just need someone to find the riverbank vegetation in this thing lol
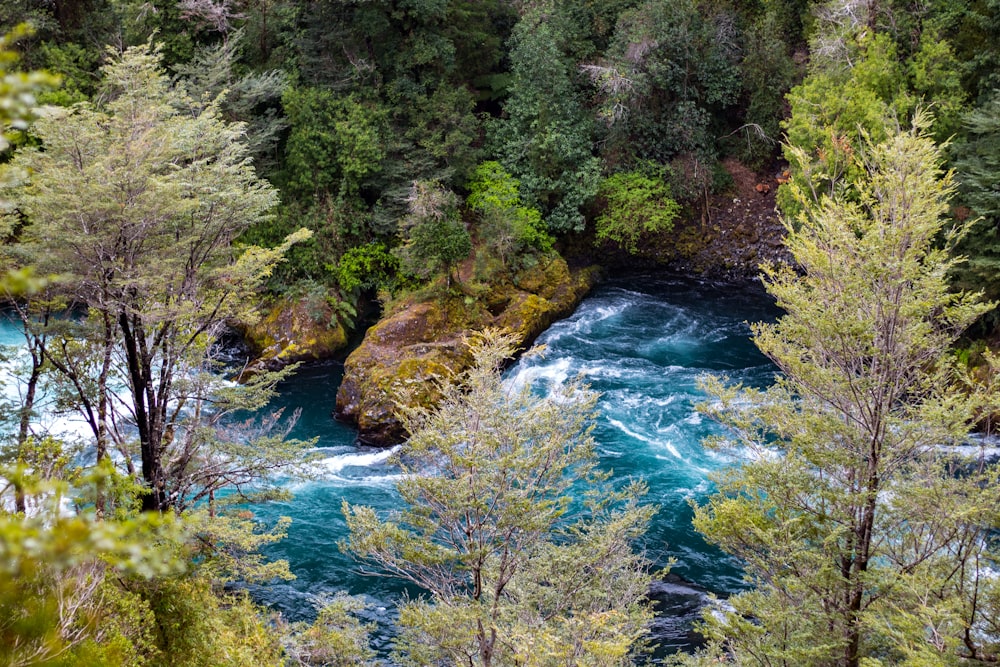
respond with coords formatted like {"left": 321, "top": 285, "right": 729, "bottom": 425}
{"left": 2, "top": 0, "right": 1000, "bottom": 664}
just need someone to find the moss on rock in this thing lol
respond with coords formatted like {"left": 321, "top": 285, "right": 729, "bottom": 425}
{"left": 335, "top": 256, "right": 599, "bottom": 446}
{"left": 243, "top": 296, "right": 348, "bottom": 372}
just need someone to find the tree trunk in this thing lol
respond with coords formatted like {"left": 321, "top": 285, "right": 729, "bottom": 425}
{"left": 120, "top": 311, "right": 167, "bottom": 512}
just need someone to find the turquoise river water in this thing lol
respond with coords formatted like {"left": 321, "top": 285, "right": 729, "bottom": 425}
{"left": 0, "top": 273, "right": 779, "bottom": 657}
{"left": 248, "top": 273, "right": 781, "bottom": 656}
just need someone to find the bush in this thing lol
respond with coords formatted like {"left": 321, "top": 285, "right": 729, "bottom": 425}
{"left": 595, "top": 168, "right": 680, "bottom": 253}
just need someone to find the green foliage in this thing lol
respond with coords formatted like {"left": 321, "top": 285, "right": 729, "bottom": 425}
{"left": 344, "top": 329, "right": 655, "bottom": 666}
{"left": 780, "top": 31, "right": 909, "bottom": 214}
{"left": 282, "top": 86, "right": 387, "bottom": 200}
{"left": 332, "top": 242, "right": 400, "bottom": 295}
{"left": 0, "top": 25, "right": 58, "bottom": 186}
{"left": 395, "top": 180, "right": 471, "bottom": 286}
{"left": 279, "top": 593, "right": 376, "bottom": 666}
{"left": 467, "top": 161, "right": 553, "bottom": 271}
{"left": 114, "top": 0, "right": 204, "bottom": 67}
{"left": 3, "top": 42, "right": 313, "bottom": 511}
{"left": 243, "top": 195, "right": 375, "bottom": 290}
{"left": 396, "top": 81, "right": 482, "bottom": 185}
{"left": 0, "top": 462, "right": 317, "bottom": 667}
{"left": 728, "top": 9, "right": 798, "bottom": 167}
{"left": 131, "top": 576, "right": 285, "bottom": 667}
{"left": 0, "top": 466, "right": 185, "bottom": 667}
{"left": 33, "top": 40, "right": 96, "bottom": 106}
{"left": 594, "top": 168, "right": 680, "bottom": 253}
{"left": 690, "top": 120, "right": 1000, "bottom": 666}
{"left": 175, "top": 32, "right": 289, "bottom": 169}
{"left": 489, "top": 5, "right": 600, "bottom": 233}
{"left": 180, "top": 509, "right": 294, "bottom": 585}
{"left": 952, "top": 90, "right": 1000, "bottom": 311}
{"left": 593, "top": 0, "right": 742, "bottom": 168}
{"left": 779, "top": 3, "right": 971, "bottom": 216}
{"left": 909, "top": 35, "right": 966, "bottom": 140}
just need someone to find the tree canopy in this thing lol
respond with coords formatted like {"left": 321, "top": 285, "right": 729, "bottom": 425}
{"left": 2, "top": 42, "right": 312, "bottom": 512}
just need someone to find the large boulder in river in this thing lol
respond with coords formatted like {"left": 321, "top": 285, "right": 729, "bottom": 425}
{"left": 336, "top": 257, "right": 599, "bottom": 446}
{"left": 243, "top": 295, "right": 348, "bottom": 372}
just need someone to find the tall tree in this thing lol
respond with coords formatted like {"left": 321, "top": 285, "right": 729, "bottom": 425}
{"left": 683, "top": 119, "right": 1000, "bottom": 666}
{"left": 344, "top": 330, "right": 654, "bottom": 667}
{"left": 590, "top": 0, "right": 742, "bottom": 169}
{"left": 3, "top": 43, "right": 311, "bottom": 512}
{"left": 952, "top": 90, "right": 1000, "bottom": 310}
{"left": 489, "top": 3, "right": 600, "bottom": 233}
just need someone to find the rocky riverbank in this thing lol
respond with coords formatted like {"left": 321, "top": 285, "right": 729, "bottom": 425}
{"left": 587, "top": 158, "right": 792, "bottom": 281}
{"left": 246, "top": 160, "right": 789, "bottom": 444}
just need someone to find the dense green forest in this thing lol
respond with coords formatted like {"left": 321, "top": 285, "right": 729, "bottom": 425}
{"left": 2, "top": 0, "right": 1000, "bottom": 664}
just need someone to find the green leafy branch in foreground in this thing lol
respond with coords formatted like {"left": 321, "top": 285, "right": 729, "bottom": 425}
{"left": 344, "top": 329, "right": 656, "bottom": 667}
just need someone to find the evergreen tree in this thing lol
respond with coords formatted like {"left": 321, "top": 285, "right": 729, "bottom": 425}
{"left": 684, "top": 119, "right": 1000, "bottom": 666}
{"left": 3, "top": 43, "right": 312, "bottom": 512}
{"left": 395, "top": 180, "right": 471, "bottom": 288}
{"left": 952, "top": 90, "right": 1000, "bottom": 309}
{"left": 489, "top": 3, "right": 600, "bottom": 234}
{"left": 344, "top": 330, "right": 655, "bottom": 666}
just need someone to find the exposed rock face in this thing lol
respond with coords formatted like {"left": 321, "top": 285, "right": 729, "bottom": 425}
{"left": 335, "top": 258, "right": 599, "bottom": 446}
{"left": 242, "top": 296, "right": 348, "bottom": 372}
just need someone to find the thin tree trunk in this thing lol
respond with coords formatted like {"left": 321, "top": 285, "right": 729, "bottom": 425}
{"left": 120, "top": 311, "right": 166, "bottom": 511}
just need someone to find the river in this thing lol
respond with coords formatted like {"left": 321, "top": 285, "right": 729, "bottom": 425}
{"left": 248, "top": 272, "right": 781, "bottom": 656}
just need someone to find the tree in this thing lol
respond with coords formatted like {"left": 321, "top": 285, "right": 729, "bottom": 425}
{"left": 277, "top": 593, "right": 376, "bottom": 667}
{"left": 489, "top": 3, "right": 600, "bottom": 234}
{"left": 778, "top": 0, "right": 969, "bottom": 216}
{"left": 395, "top": 179, "right": 471, "bottom": 288}
{"left": 466, "top": 161, "right": 552, "bottom": 273}
{"left": 683, "top": 119, "right": 1000, "bottom": 667}
{"left": 952, "top": 90, "right": 1000, "bottom": 308}
{"left": 344, "top": 330, "right": 655, "bottom": 667}
{"left": 3, "top": 42, "right": 312, "bottom": 512}
{"left": 590, "top": 0, "right": 742, "bottom": 169}
{"left": 281, "top": 86, "right": 387, "bottom": 201}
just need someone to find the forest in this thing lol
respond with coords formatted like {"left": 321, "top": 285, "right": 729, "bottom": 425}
{"left": 2, "top": 0, "right": 1000, "bottom": 665}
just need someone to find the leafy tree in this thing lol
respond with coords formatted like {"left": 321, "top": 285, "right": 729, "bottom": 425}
{"left": 3, "top": 42, "right": 312, "bottom": 512}
{"left": 591, "top": 0, "right": 742, "bottom": 169}
{"left": 395, "top": 180, "right": 471, "bottom": 287}
{"left": 175, "top": 31, "right": 290, "bottom": 170}
{"left": 278, "top": 593, "right": 376, "bottom": 667}
{"left": 684, "top": 120, "right": 1000, "bottom": 667}
{"left": 728, "top": 8, "right": 798, "bottom": 167}
{"left": 594, "top": 167, "right": 680, "bottom": 254}
{"left": 0, "top": 464, "right": 185, "bottom": 667}
{"left": 779, "top": 1, "right": 969, "bottom": 216}
{"left": 331, "top": 242, "right": 399, "bottom": 297}
{"left": 489, "top": 3, "right": 600, "bottom": 233}
{"left": 780, "top": 30, "right": 911, "bottom": 213}
{"left": 467, "top": 161, "right": 553, "bottom": 272}
{"left": 344, "top": 330, "right": 655, "bottom": 667}
{"left": 281, "top": 86, "right": 387, "bottom": 201}
{"left": 952, "top": 90, "right": 1000, "bottom": 309}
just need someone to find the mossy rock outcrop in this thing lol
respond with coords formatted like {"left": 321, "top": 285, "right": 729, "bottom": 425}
{"left": 243, "top": 296, "right": 348, "bottom": 372}
{"left": 335, "top": 258, "right": 600, "bottom": 446}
